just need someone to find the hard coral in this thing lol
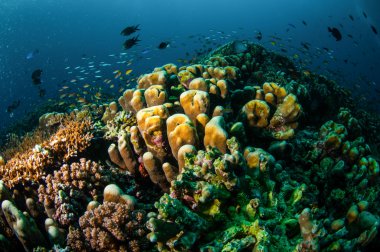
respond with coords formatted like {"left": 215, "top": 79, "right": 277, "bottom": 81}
{"left": 48, "top": 116, "right": 93, "bottom": 162}
{"left": 38, "top": 158, "right": 132, "bottom": 226}
{"left": 78, "top": 201, "right": 150, "bottom": 252}
{"left": 0, "top": 114, "right": 93, "bottom": 188}
{"left": 240, "top": 82, "right": 302, "bottom": 140}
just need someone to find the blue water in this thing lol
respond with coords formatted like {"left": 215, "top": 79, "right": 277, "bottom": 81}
{"left": 1, "top": 0, "right": 379, "bottom": 132}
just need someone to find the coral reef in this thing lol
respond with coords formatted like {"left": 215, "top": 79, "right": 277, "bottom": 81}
{"left": 0, "top": 41, "right": 379, "bottom": 252}
{"left": 0, "top": 114, "right": 93, "bottom": 188}
{"left": 70, "top": 184, "right": 152, "bottom": 252}
{"left": 38, "top": 158, "right": 133, "bottom": 226}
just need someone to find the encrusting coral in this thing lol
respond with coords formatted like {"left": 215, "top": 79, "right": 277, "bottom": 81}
{"left": 0, "top": 41, "right": 379, "bottom": 252}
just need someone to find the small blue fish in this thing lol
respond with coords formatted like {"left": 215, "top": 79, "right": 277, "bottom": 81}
{"left": 26, "top": 49, "right": 39, "bottom": 60}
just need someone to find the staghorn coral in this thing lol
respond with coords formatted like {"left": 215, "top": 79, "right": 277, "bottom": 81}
{"left": 48, "top": 116, "right": 93, "bottom": 162}
{"left": 0, "top": 144, "right": 53, "bottom": 188}
{"left": 0, "top": 128, "right": 54, "bottom": 162}
{"left": 0, "top": 115, "right": 93, "bottom": 188}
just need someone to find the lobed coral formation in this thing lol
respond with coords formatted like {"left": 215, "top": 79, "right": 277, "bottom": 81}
{"left": 0, "top": 41, "right": 379, "bottom": 252}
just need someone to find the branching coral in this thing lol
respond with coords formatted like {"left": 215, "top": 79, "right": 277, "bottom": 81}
{"left": 74, "top": 186, "right": 151, "bottom": 252}
{"left": 79, "top": 202, "right": 150, "bottom": 252}
{"left": 48, "top": 116, "right": 93, "bottom": 162}
{"left": 0, "top": 114, "right": 93, "bottom": 188}
{"left": 38, "top": 158, "right": 133, "bottom": 226}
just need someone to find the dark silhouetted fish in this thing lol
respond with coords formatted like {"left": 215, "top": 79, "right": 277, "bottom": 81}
{"left": 255, "top": 31, "right": 262, "bottom": 41}
{"left": 302, "top": 20, "right": 307, "bottom": 26}
{"left": 363, "top": 11, "right": 367, "bottom": 18}
{"left": 31, "top": 69, "right": 43, "bottom": 84}
{"left": 38, "top": 86, "right": 46, "bottom": 97}
{"left": 120, "top": 25, "right": 140, "bottom": 36}
{"left": 370, "top": 25, "right": 378, "bottom": 35}
{"left": 301, "top": 42, "right": 310, "bottom": 50}
{"left": 347, "top": 34, "right": 353, "bottom": 38}
{"left": 349, "top": 15, "right": 354, "bottom": 21}
{"left": 328, "top": 27, "right": 342, "bottom": 41}
{"left": 123, "top": 36, "right": 140, "bottom": 49}
{"left": 6, "top": 100, "right": 20, "bottom": 113}
{"left": 288, "top": 23, "right": 296, "bottom": 28}
{"left": 158, "top": 42, "right": 170, "bottom": 49}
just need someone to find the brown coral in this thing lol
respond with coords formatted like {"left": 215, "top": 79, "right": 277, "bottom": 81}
{"left": 0, "top": 115, "right": 93, "bottom": 188}
{"left": 78, "top": 201, "right": 150, "bottom": 252}
{"left": 38, "top": 158, "right": 131, "bottom": 226}
{"left": 48, "top": 116, "right": 93, "bottom": 162}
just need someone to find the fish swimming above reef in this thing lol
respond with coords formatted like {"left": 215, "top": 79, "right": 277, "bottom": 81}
{"left": 26, "top": 49, "right": 39, "bottom": 60}
{"left": 301, "top": 42, "right": 310, "bottom": 50}
{"left": 123, "top": 36, "right": 140, "bottom": 49}
{"left": 328, "top": 27, "right": 342, "bottom": 41}
{"left": 38, "top": 87, "right": 46, "bottom": 98}
{"left": 158, "top": 41, "right": 170, "bottom": 49}
{"left": 120, "top": 25, "right": 140, "bottom": 36}
{"left": 363, "top": 11, "right": 367, "bottom": 19}
{"left": 302, "top": 20, "right": 307, "bottom": 26}
{"left": 255, "top": 31, "right": 262, "bottom": 41}
{"left": 6, "top": 100, "right": 20, "bottom": 113}
{"left": 31, "top": 69, "right": 43, "bottom": 84}
{"left": 370, "top": 25, "right": 378, "bottom": 35}
{"left": 348, "top": 15, "right": 354, "bottom": 21}
{"left": 232, "top": 40, "right": 248, "bottom": 54}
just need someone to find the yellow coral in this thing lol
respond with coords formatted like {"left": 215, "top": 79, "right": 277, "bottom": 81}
{"left": 137, "top": 70, "right": 168, "bottom": 89}
{"left": 118, "top": 89, "right": 135, "bottom": 112}
{"left": 154, "top": 63, "right": 178, "bottom": 75}
{"left": 166, "top": 114, "right": 199, "bottom": 160}
{"left": 144, "top": 85, "right": 167, "bottom": 107}
{"left": 136, "top": 105, "right": 170, "bottom": 161}
{"left": 242, "top": 100, "right": 270, "bottom": 128}
{"left": 130, "top": 89, "right": 146, "bottom": 113}
{"left": 189, "top": 78, "right": 208, "bottom": 92}
{"left": 180, "top": 90, "right": 210, "bottom": 123}
{"left": 204, "top": 116, "right": 228, "bottom": 153}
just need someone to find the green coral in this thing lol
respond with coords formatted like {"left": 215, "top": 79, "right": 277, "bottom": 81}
{"left": 147, "top": 142, "right": 303, "bottom": 251}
